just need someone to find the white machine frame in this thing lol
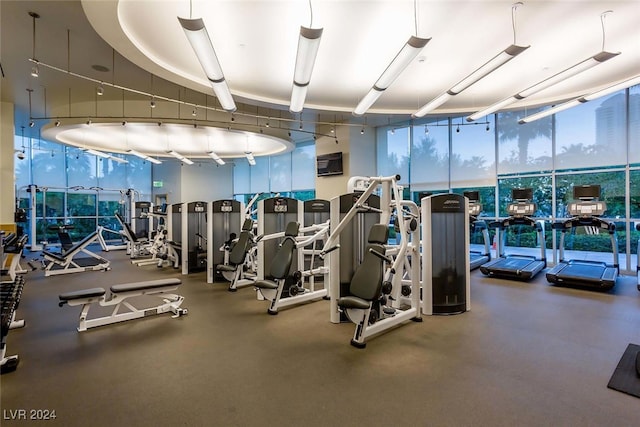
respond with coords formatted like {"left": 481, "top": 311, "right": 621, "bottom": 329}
{"left": 58, "top": 278, "right": 187, "bottom": 332}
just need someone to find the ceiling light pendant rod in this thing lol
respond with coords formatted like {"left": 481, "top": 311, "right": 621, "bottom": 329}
{"left": 413, "top": 3, "right": 529, "bottom": 118}
{"left": 178, "top": 17, "right": 236, "bottom": 112}
{"left": 353, "top": 35, "right": 430, "bottom": 116}
{"left": 29, "top": 12, "right": 40, "bottom": 77}
{"left": 519, "top": 73, "right": 640, "bottom": 124}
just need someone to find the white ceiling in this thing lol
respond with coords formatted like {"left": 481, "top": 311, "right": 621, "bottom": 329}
{"left": 84, "top": 0, "right": 640, "bottom": 115}
{"left": 2, "top": 1, "right": 639, "bottom": 160}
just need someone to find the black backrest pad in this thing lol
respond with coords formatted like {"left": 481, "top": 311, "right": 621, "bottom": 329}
{"left": 368, "top": 223, "right": 389, "bottom": 244}
{"left": 270, "top": 222, "right": 300, "bottom": 279}
{"left": 229, "top": 231, "right": 250, "bottom": 265}
{"left": 350, "top": 224, "right": 389, "bottom": 301}
{"left": 115, "top": 212, "right": 138, "bottom": 242}
{"left": 242, "top": 219, "right": 253, "bottom": 231}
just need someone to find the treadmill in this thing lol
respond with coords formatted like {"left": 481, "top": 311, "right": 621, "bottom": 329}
{"left": 479, "top": 188, "right": 546, "bottom": 280}
{"left": 464, "top": 191, "right": 491, "bottom": 270}
{"left": 546, "top": 185, "right": 618, "bottom": 291}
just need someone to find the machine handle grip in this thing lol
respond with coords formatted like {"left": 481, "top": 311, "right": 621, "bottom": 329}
{"left": 320, "top": 244, "right": 340, "bottom": 259}
{"left": 369, "top": 248, "right": 393, "bottom": 264}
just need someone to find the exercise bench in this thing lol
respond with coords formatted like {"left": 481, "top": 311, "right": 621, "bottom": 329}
{"left": 42, "top": 230, "right": 110, "bottom": 277}
{"left": 58, "top": 278, "right": 187, "bottom": 332}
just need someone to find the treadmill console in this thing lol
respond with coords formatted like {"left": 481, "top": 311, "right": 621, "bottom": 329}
{"left": 507, "top": 202, "right": 536, "bottom": 217}
{"left": 469, "top": 203, "right": 482, "bottom": 216}
{"left": 567, "top": 201, "right": 606, "bottom": 217}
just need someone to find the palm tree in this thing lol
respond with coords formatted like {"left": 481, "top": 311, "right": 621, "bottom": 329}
{"left": 497, "top": 110, "right": 552, "bottom": 165}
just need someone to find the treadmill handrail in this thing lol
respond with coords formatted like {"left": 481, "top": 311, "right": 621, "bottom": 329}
{"left": 491, "top": 216, "right": 542, "bottom": 231}
{"left": 554, "top": 216, "right": 615, "bottom": 234}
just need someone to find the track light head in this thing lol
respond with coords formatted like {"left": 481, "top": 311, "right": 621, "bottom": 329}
{"left": 360, "top": 128, "right": 365, "bottom": 135}
{"left": 192, "top": 109, "right": 197, "bottom": 117}
{"left": 150, "top": 100, "right": 156, "bottom": 108}
{"left": 30, "top": 65, "right": 39, "bottom": 78}
{"left": 456, "top": 125, "right": 460, "bottom": 133}
{"left": 29, "top": 121, "right": 35, "bottom": 128}
{"left": 55, "top": 120, "right": 60, "bottom": 127}
{"left": 86, "top": 119, "right": 92, "bottom": 125}
{"left": 486, "top": 123, "right": 490, "bottom": 131}
{"left": 122, "top": 121, "right": 127, "bottom": 126}
{"left": 97, "top": 86, "right": 104, "bottom": 96}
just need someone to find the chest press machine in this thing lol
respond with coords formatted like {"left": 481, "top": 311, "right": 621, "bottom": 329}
{"left": 58, "top": 278, "right": 187, "bottom": 332}
{"left": 321, "top": 175, "right": 422, "bottom": 348}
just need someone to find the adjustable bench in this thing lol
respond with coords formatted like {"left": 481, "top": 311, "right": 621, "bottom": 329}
{"left": 42, "top": 230, "right": 111, "bottom": 277}
{"left": 115, "top": 212, "right": 151, "bottom": 259}
{"left": 58, "top": 278, "right": 187, "bottom": 331}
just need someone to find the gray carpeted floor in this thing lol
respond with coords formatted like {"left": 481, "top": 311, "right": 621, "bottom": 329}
{"left": 2, "top": 248, "right": 640, "bottom": 426}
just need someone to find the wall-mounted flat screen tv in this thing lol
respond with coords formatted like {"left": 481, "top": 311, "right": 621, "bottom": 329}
{"left": 316, "top": 152, "right": 343, "bottom": 177}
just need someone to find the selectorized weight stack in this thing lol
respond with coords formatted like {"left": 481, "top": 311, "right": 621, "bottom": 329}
{"left": 133, "top": 201, "right": 153, "bottom": 240}
{"left": 207, "top": 200, "right": 244, "bottom": 283}
{"left": 181, "top": 201, "right": 207, "bottom": 274}
{"left": 421, "top": 193, "right": 470, "bottom": 315}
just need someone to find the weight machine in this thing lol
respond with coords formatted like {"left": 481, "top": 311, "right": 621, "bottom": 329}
{"left": 321, "top": 175, "right": 422, "bottom": 347}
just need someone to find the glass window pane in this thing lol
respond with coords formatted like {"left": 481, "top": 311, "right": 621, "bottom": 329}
{"left": 32, "top": 139, "right": 66, "bottom": 188}
{"left": 630, "top": 169, "right": 640, "bottom": 218}
{"left": 630, "top": 85, "right": 640, "bottom": 165}
{"left": 270, "top": 152, "right": 292, "bottom": 192}
{"left": 378, "top": 127, "right": 409, "bottom": 184}
{"left": 410, "top": 120, "right": 449, "bottom": 190}
{"left": 68, "top": 193, "right": 97, "bottom": 217}
{"left": 451, "top": 115, "right": 495, "bottom": 188}
{"left": 97, "top": 155, "right": 128, "bottom": 190}
{"left": 291, "top": 143, "right": 315, "bottom": 191}
{"left": 126, "top": 157, "right": 151, "bottom": 200}
{"left": 234, "top": 160, "right": 251, "bottom": 194}
{"left": 451, "top": 186, "right": 496, "bottom": 218}
{"left": 556, "top": 171, "right": 625, "bottom": 219}
{"left": 67, "top": 149, "right": 98, "bottom": 188}
{"left": 44, "top": 192, "right": 65, "bottom": 218}
{"left": 497, "top": 109, "right": 552, "bottom": 174}
{"left": 497, "top": 176, "right": 552, "bottom": 218}
{"left": 555, "top": 90, "right": 627, "bottom": 170}
{"left": 14, "top": 133, "right": 30, "bottom": 190}
{"left": 250, "top": 157, "right": 270, "bottom": 193}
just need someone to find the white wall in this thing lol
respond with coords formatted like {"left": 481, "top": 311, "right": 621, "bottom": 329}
{"left": 315, "top": 125, "right": 377, "bottom": 200}
{"left": 152, "top": 159, "right": 234, "bottom": 204}
{"left": 0, "top": 102, "right": 15, "bottom": 227}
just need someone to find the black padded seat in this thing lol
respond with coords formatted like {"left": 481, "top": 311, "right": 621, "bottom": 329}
{"left": 42, "top": 250, "right": 66, "bottom": 262}
{"left": 110, "top": 278, "right": 181, "bottom": 293}
{"left": 217, "top": 264, "right": 236, "bottom": 272}
{"left": 254, "top": 280, "right": 278, "bottom": 290}
{"left": 59, "top": 288, "right": 106, "bottom": 301}
{"left": 337, "top": 296, "right": 371, "bottom": 310}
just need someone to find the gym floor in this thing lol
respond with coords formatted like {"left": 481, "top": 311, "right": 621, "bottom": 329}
{"left": 2, "top": 248, "right": 639, "bottom": 426}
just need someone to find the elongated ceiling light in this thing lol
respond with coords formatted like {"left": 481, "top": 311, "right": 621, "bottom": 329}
{"left": 245, "top": 151, "right": 256, "bottom": 166}
{"left": 83, "top": 148, "right": 129, "bottom": 164}
{"left": 466, "top": 50, "right": 620, "bottom": 122}
{"left": 290, "top": 26, "right": 323, "bottom": 113}
{"left": 127, "top": 149, "right": 162, "bottom": 165}
{"left": 178, "top": 17, "right": 236, "bottom": 112}
{"left": 414, "top": 3, "right": 529, "bottom": 118}
{"left": 414, "top": 44, "right": 529, "bottom": 117}
{"left": 518, "top": 74, "right": 640, "bottom": 124}
{"left": 207, "top": 151, "right": 225, "bottom": 165}
{"left": 353, "top": 35, "right": 430, "bottom": 116}
{"left": 168, "top": 150, "right": 194, "bottom": 165}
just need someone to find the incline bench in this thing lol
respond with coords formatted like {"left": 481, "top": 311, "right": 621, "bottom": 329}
{"left": 59, "top": 278, "right": 187, "bottom": 331}
{"left": 43, "top": 230, "right": 110, "bottom": 277}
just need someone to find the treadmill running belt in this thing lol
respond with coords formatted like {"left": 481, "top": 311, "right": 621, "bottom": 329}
{"left": 556, "top": 262, "right": 606, "bottom": 280}
{"left": 494, "top": 257, "right": 535, "bottom": 270}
